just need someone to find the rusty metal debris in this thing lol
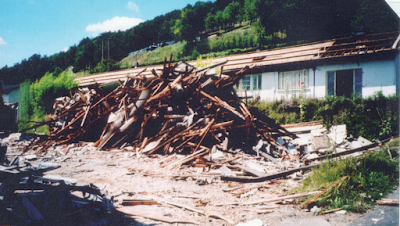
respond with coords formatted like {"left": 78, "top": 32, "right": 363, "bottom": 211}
{"left": 25, "top": 57, "right": 296, "bottom": 162}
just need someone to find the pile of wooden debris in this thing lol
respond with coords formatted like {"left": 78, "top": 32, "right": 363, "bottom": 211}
{"left": 24, "top": 59, "right": 296, "bottom": 160}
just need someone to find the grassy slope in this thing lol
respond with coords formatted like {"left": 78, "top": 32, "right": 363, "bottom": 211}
{"left": 119, "top": 22, "right": 260, "bottom": 68}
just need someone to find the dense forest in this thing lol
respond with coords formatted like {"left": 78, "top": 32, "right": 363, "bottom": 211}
{"left": 0, "top": 0, "right": 398, "bottom": 85}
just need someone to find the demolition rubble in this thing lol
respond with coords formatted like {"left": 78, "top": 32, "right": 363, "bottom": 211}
{"left": 24, "top": 59, "right": 298, "bottom": 159}
{"left": 1, "top": 60, "right": 379, "bottom": 225}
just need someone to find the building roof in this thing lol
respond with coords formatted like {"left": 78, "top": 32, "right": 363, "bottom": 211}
{"left": 75, "top": 31, "right": 400, "bottom": 87}
{"left": 319, "top": 31, "right": 399, "bottom": 58}
{"left": 0, "top": 81, "right": 20, "bottom": 94}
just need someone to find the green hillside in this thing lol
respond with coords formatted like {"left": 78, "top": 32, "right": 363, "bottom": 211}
{"left": 0, "top": 0, "right": 398, "bottom": 85}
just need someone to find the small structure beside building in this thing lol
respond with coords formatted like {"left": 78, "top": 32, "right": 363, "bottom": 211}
{"left": 0, "top": 81, "right": 19, "bottom": 135}
{"left": 1, "top": 80, "right": 20, "bottom": 103}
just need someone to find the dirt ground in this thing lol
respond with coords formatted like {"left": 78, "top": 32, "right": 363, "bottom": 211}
{"left": 1, "top": 138, "right": 368, "bottom": 226}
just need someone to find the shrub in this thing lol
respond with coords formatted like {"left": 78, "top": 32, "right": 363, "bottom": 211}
{"left": 316, "top": 92, "right": 399, "bottom": 140}
{"left": 257, "top": 92, "right": 399, "bottom": 140}
{"left": 298, "top": 145, "right": 399, "bottom": 212}
{"left": 19, "top": 70, "right": 78, "bottom": 133}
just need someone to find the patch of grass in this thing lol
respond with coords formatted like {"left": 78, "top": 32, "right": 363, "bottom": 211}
{"left": 18, "top": 115, "right": 50, "bottom": 135}
{"left": 120, "top": 41, "right": 187, "bottom": 67}
{"left": 296, "top": 146, "right": 399, "bottom": 212}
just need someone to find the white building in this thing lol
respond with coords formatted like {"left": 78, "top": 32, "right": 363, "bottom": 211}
{"left": 231, "top": 31, "right": 400, "bottom": 101}
{"left": 76, "top": 31, "right": 400, "bottom": 102}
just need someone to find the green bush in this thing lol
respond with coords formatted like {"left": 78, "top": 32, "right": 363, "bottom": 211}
{"left": 256, "top": 92, "right": 399, "bottom": 140}
{"left": 316, "top": 92, "right": 399, "bottom": 140}
{"left": 298, "top": 145, "right": 399, "bottom": 212}
{"left": 18, "top": 70, "right": 78, "bottom": 133}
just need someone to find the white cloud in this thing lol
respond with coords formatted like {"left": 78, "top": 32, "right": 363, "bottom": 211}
{"left": 86, "top": 16, "right": 144, "bottom": 36}
{"left": 62, "top": 47, "right": 69, "bottom": 52}
{"left": 0, "top": 37, "right": 6, "bottom": 46}
{"left": 126, "top": 1, "right": 139, "bottom": 12}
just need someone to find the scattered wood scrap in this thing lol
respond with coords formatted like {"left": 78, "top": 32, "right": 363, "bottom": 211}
{"left": 214, "top": 190, "right": 321, "bottom": 206}
{"left": 21, "top": 57, "right": 382, "bottom": 187}
{"left": 300, "top": 176, "right": 348, "bottom": 209}
{"left": 121, "top": 199, "right": 160, "bottom": 206}
{"left": 24, "top": 57, "right": 296, "bottom": 166}
{"left": 377, "top": 199, "right": 399, "bottom": 206}
{"left": 162, "top": 200, "right": 235, "bottom": 225}
{"left": 118, "top": 208, "right": 200, "bottom": 225}
{"left": 319, "top": 208, "right": 343, "bottom": 215}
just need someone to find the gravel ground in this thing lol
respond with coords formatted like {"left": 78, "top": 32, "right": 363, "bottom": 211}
{"left": 4, "top": 140, "right": 364, "bottom": 226}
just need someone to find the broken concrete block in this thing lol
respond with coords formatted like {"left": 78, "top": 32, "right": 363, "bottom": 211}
{"left": 335, "top": 210, "right": 347, "bottom": 214}
{"left": 328, "top": 125, "right": 347, "bottom": 145}
{"left": 310, "top": 128, "right": 327, "bottom": 136}
{"left": 313, "top": 134, "right": 331, "bottom": 150}
{"left": 235, "top": 218, "right": 263, "bottom": 226}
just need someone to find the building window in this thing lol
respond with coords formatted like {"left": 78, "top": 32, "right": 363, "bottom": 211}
{"left": 241, "top": 76, "right": 251, "bottom": 90}
{"left": 253, "top": 74, "right": 262, "bottom": 90}
{"left": 240, "top": 75, "right": 262, "bottom": 91}
{"left": 327, "top": 69, "right": 362, "bottom": 97}
{"left": 278, "top": 69, "right": 309, "bottom": 91}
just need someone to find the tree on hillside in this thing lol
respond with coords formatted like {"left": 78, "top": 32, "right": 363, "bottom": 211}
{"left": 158, "top": 10, "right": 181, "bottom": 42}
{"left": 244, "top": 0, "right": 261, "bottom": 24}
{"left": 215, "top": 0, "right": 235, "bottom": 10}
{"left": 73, "top": 37, "right": 96, "bottom": 73}
{"left": 353, "top": 0, "right": 400, "bottom": 34}
{"left": 223, "top": 1, "right": 242, "bottom": 27}
{"left": 205, "top": 12, "right": 217, "bottom": 31}
{"left": 178, "top": 2, "right": 212, "bottom": 42}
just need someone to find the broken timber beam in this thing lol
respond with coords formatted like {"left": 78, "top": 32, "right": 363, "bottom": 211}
{"left": 377, "top": 199, "right": 399, "bottom": 206}
{"left": 118, "top": 208, "right": 200, "bottom": 224}
{"left": 220, "top": 164, "right": 316, "bottom": 183}
{"left": 214, "top": 191, "right": 321, "bottom": 206}
{"left": 307, "top": 143, "right": 378, "bottom": 161}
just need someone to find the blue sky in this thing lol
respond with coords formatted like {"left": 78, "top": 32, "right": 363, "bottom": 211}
{"left": 0, "top": 0, "right": 206, "bottom": 68}
{"left": 0, "top": 0, "right": 399, "bottom": 69}
{"left": 387, "top": 0, "right": 400, "bottom": 17}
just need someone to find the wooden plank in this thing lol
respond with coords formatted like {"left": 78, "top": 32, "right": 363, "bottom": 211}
{"left": 300, "top": 176, "right": 348, "bottom": 208}
{"left": 121, "top": 199, "right": 159, "bottom": 206}
{"left": 281, "top": 120, "right": 323, "bottom": 129}
{"left": 162, "top": 200, "right": 235, "bottom": 225}
{"left": 118, "top": 208, "right": 200, "bottom": 224}
{"left": 307, "top": 143, "right": 378, "bottom": 161}
{"left": 235, "top": 164, "right": 266, "bottom": 178}
{"left": 320, "top": 208, "right": 342, "bottom": 215}
{"left": 166, "top": 148, "right": 208, "bottom": 169}
{"left": 220, "top": 164, "right": 316, "bottom": 183}
{"left": 214, "top": 191, "right": 321, "bottom": 206}
{"left": 377, "top": 199, "right": 399, "bottom": 206}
